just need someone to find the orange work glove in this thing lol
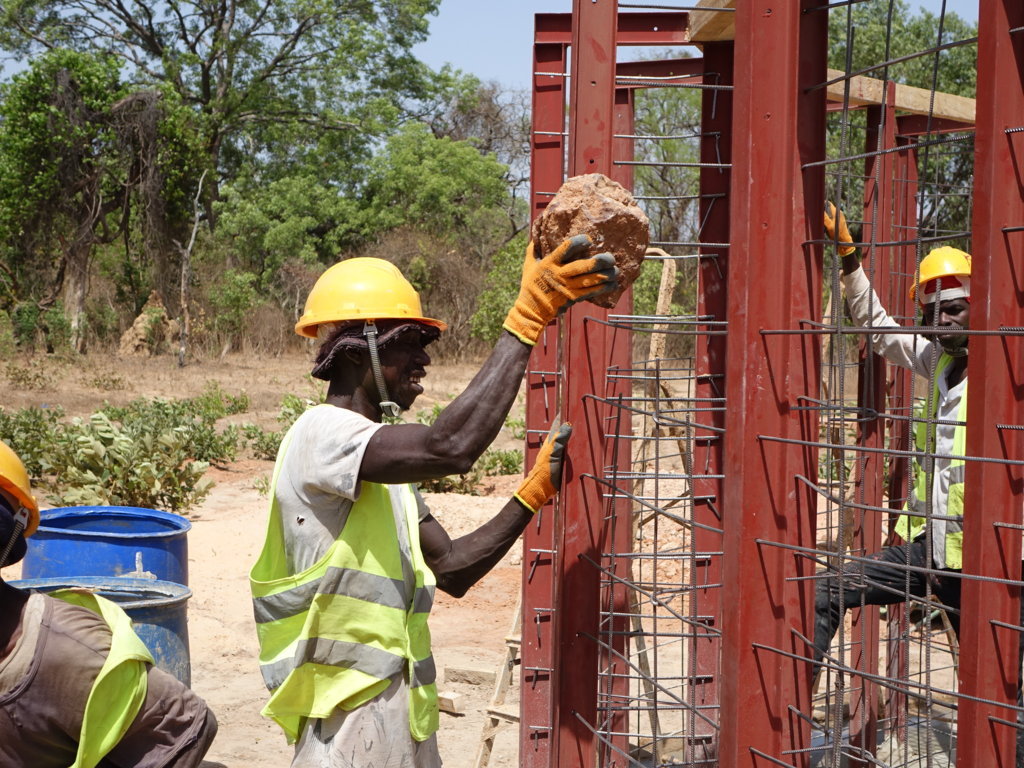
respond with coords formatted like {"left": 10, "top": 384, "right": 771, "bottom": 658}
{"left": 515, "top": 423, "right": 572, "bottom": 513}
{"left": 824, "top": 202, "right": 857, "bottom": 256}
{"left": 503, "top": 235, "right": 618, "bottom": 345}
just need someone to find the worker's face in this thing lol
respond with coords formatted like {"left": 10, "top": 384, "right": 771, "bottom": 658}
{"left": 919, "top": 297, "right": 970, "bottom": 353}
{"left": 378, "top": 327, "right": 433, "bottom": 411}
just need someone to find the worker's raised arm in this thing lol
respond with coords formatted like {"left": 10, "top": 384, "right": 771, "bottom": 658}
{"left": 360, "top": 237, "right": 616, "bottom": 484}
{"left": 824, "top": 201, "right": 947, "bottom": 377}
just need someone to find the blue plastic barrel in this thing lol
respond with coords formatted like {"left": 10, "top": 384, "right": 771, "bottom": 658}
{"left": 11, "top": 576, "right": 193, "bottom": 687}
{"left": 22, "top": 506, "right": 190, "bottom": 585}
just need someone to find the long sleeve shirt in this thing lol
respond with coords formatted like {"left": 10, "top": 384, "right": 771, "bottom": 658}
{"left": 842, "top": 266, "right": 966, "bottom": 568}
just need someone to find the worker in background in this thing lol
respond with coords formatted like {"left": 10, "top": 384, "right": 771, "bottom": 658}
{"left": 821, "top": 203, "right": 1024, "bottom": 765}
{"left": 0, "top": 440, "right": 218, "bottom": 768}
{"left": 250, "top": 235, "right": 618, "bottom": 768}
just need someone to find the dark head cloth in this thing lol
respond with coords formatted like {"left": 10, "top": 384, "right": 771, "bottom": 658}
{"left": 311, "top": 320, "right": 441, "bottom": 381}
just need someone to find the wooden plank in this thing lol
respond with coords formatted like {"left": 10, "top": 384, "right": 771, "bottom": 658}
{"left": 687, "top": 0, "right": 736, "bottom": 43}
{"left": 827, "top": 69, "right": 975, "bottom": 123}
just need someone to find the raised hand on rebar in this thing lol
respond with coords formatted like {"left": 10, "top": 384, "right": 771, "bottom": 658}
{"left": 824, "top": 202, "right": 857, "bottom": 255}
{"left": 502, "top": 235, "right": 619, "bottom": 345}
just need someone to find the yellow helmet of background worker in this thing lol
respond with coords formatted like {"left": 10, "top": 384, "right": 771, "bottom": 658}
{"left": 0, "top": 440, "right": 39, "bottom": 537}
{"left": 909, "top": 246, "right": 972, "bottom": 304}
{"left": 295, "top": 257, "right": 447, "bottom": 339}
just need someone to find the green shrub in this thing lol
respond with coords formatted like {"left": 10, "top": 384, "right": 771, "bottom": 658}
{"left": 0, "top": 405, "right": 65, "bottom": 478}
{"left": 52, "top": 412, "right": 212, "bottom": 512}
{"left": 478, "top": 448, "right": 523, "bottom": 476}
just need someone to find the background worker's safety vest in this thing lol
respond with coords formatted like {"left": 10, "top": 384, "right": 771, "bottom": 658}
{"left": 52, "top": 590, "right": 154, "bottom": 768}
{"left": 249, "top": 432, "right": 438, "bottom": 744}
{"left": 895, "top": 352, "right": 967, "bottom": 570}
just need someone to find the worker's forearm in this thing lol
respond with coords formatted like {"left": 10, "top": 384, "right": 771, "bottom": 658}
{"left": 424, "top": 498, "right": 533, "bottom": 598}
{"left": 423, "top": 332, "right": 532, "bottom": 469}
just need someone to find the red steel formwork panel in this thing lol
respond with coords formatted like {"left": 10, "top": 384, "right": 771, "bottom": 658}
{"left": 555, "top": 2, "right": 624, "bottom": 763}
{"left": 691, "top": 39, "right": 733, "bottom": 750}
{"left": 841, "top": 89, "right": 900, "bottom": 764}
{"left": 520, "top": 28, "right": 567, "bottom": 768}
{"left": 523, "top": 7, "right": 691, "bottom": 767}
{"left": 957, "top": 2, "right": 1024, "bottom": 766}
{"left": 718, "top": 3, "right": 826, "bottom": 768}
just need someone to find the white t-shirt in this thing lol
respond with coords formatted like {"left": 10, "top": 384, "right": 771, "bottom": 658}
{"left": 275, "top": 404, "right": 433, "bottom": 573}
{"left": 275, "top": 404, "right": 384, "bottom": 574}
{"left": 843, "top": 267, "right": 967, "bottom": 568}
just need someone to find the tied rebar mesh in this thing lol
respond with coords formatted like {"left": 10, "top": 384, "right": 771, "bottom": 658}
{"left": 521, "top": 3, "right": 1022, "bottom": 767}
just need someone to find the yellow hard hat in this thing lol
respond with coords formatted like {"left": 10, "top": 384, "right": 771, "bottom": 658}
{"left": 909, "top": 246, "right": 972, "bottom": 303}
{"left": 295, "top": 257, "right": 447, "bottom": 339}
{"left": 0, "top": 440, "right": 39, "bottom": 537}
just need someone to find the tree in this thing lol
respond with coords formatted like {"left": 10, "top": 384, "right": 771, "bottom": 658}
{"left": 0, "top": 50, "right": 126, "bottom": 350}
{"left": 0, "top": 0, "right": 446, "bottom": 216}
{"left": 826, "top": 0, "right": 977, "bottom": 243}
{"left": 0, "top": 50, "right": 205, "bottom": 348}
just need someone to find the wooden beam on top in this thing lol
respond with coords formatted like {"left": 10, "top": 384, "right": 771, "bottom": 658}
{"left": 826, "top": 69, "right": 975, "bottom": 124}
{"left": 687, "top": 0, "right": 736, "bottom": 43}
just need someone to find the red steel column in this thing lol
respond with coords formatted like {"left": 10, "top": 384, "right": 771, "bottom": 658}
{"left": 596, "top": 84, "right": 636, "bottom": 767}
{"left": 882, "top": 132, "right": 920, "bottom": 740}
{"left": 718, "top": 2, "right": 826, "bottom": 766}
{"left": 521, "top": 31, "right": 568, "bottom": 768}
{"left": 555, "top": 1, "right": 624, "bottom": 765}
{"left": 690, "top": 38, "right": 733, "bottom": 745}
{"left": 845, "top": 89, "right": 899, "bottom": 764}
{"left": 957, "top": 2, "right": 1024, "bottom": 766}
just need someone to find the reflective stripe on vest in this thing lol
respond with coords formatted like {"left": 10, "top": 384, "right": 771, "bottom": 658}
{"left": 895, "top": 352, "right": 967, "bottom": 569}
{"left": 249, "top": 424, "right": 438, "bottom": 744}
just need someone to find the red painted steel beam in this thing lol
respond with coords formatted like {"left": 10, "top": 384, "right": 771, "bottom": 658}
{"left": 616, "top": 57, "right": 704, "bottom": 83}
{"left": 555, "top": 1, "right": 629, "bottom": 766}
{"left": 521, "top": 34, "right": 568, "bottom": 768}
{"left": 718, "top": 2, "right": 826, "bottom": 766}
{"left": 534, "top": 11, "right": 689, "bottom": 46}
{"left": 688, "top": 39, "right": 733, "bottom": 748}
{"left": 845, "top": 89, "right": 899, "bottom": 766}
{"left": 957, "top": 2, "right": 1024, "bottom": 766}
{"left": 597, "top": 85, "right": 636, "bottom": 767}
{"left": 881, "top": 134, "right": 920, "bottom": 741}
{"left": 896, "top": 114, "right": 975, "bottom": 136}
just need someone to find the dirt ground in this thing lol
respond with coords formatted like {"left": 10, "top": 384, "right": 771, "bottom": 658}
{"left": 1, "top": 351, "right": 527, "bottom": 768}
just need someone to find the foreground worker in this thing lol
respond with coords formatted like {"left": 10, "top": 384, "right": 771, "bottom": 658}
{"left": 0, "top": 440, "right": 218, "bottom": 768}
{"left": 250, "top": 236, "right": 618, "bottom": 767}
{"left": 822, "top": 203, "right": 1024, "bottom": 764}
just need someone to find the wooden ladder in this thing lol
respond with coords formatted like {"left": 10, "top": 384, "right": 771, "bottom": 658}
{"left": 473, "top": 597, "right": 522, "bottom": 768}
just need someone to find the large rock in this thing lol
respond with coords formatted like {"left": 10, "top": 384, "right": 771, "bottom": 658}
{"left": 531, "top": 173, "right": 650, "bottom": 309}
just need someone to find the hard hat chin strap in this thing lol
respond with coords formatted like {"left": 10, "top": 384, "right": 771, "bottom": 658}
{"left": 363, "top": 321, "right": 401, "bottom": 419}
{"left": 0, "top": 505, "right": 28, "bottom": 567}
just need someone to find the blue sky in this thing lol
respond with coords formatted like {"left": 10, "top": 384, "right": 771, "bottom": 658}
{"left": 413, "top": 0, "right": 982, "bottom": 91}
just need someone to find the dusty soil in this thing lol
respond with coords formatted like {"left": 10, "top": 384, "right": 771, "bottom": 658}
{"left": 1, "top": 351, "right": 526, "bottom": 768}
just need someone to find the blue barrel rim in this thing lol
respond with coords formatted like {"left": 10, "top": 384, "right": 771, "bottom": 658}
{"left": 10, "top": 576, "right": 193, "bottom": 610}
{"left": 37, "top": 506, "right": 192, "bottom": 539}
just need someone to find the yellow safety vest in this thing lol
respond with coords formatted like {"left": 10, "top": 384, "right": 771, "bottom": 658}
{"left": 51, "top": 590, "right": 154, "bottom": 768}
{"left": 249, "top": 428, "right": 438, "bottom": 744}
{"left": 895, "top": 352, "right": 967, "bottom": 569}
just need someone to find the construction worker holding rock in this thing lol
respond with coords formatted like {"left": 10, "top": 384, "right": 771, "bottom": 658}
{"left": 250, "top": 235, "right": 618, "bottom": 767}
{"left": 0, "top": 440, "right": 218, "bottom": 768}
{"left": 821, "top": 203, "right": 1024, "bottom": 765}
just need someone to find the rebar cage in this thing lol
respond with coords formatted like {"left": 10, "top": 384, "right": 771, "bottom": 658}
{"left": 517, "top": 2, "right": 1024, "bottom": 768}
